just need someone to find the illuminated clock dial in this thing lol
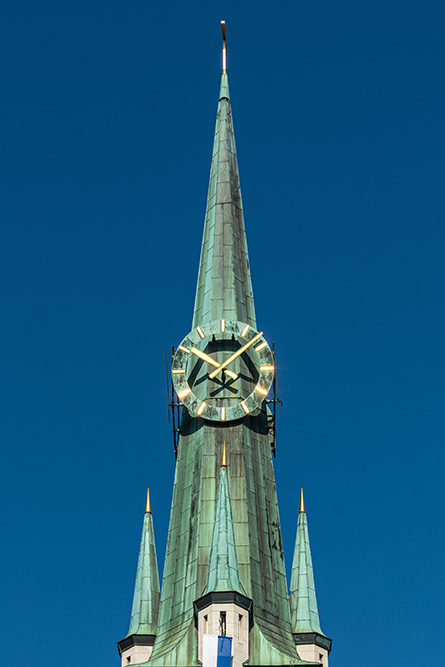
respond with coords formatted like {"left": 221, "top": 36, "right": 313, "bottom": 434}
{"left": 171, "top": 320, "right": 274, "bottom": 422}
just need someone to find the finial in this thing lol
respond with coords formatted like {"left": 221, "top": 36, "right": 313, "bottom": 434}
{"left": 299, "top": 488, "right": 305, "bottom": 513}
{"left": 222, "top": 441, "right": 227, "bottom": 467}
{"left": 145, "top": 488, "right": 152, "bottom": 514}
{"left": 221, "top": 20, "right": 227, "bottom": 73}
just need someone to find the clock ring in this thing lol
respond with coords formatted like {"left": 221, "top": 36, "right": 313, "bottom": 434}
{"left": 171, "top": 320, "right": 274, "bottom": 422}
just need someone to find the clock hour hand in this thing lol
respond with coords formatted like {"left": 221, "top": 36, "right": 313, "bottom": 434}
{"left": 208, "top": 331, "right": 263, "bottom": 379}
{"left": 191, "top": 347, "right": 238, "bottom": 381}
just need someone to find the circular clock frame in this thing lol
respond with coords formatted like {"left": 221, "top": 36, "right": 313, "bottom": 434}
{"left": 171, "top": 320, "right": 274, "bottom": 422}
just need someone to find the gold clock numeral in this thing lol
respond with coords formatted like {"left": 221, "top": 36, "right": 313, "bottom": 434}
{"left": 197, "top": 402, "right": 206, "bottom": 416}
{"left": 178, "top": 388, "right": 192, "bottom": 399}
{"left": 221, "top": 407, "right": 226, "bottom": 421}
{"left": 178, "top": 345, "right": 190, "bottom": 353}
{"left": 241, "top": 401, "right": 249, "bottom": 414}
{"left": 221, "top": 319, "right": 225, "bottom": 332}
{"left": 254, "top": 341, "right": 267, "bottom": 352}
{"left": 255, "top": 385, "right": 268, "bottom": 396}
{"left": 196, "top": 326, "right": 205, "bottom": 339}
{"left": 260, "top": 365, "right": 274, "bottom": 372}
{"left": 172, "top": 369, "right": 185, "bottom": 374}
{"left": 240, "top": 324, "right": 250, "bottom": 338}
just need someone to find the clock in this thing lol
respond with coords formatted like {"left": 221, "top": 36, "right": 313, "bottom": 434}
{"left": 171, "top": 320, "right": 274, "bottom": 422}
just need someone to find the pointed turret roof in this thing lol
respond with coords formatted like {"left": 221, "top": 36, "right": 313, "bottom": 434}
{"left": 127, "top": 489, "right": 160, "bottom": 636}
{"left": 289, "top": 490, "right": 326, "bottom": 636}
{"left": 192, "top": 71, "right": 256, "bottom": 329}
{"left": 204, "top": 448, "right": 244, "bottom": 595}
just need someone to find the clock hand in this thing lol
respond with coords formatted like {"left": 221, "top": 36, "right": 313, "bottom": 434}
{"left": 208, "top": 331, "right": 263, "bottom": 379}
{"left": 191, "top": 347, "right": 238, "bottom": 381}
{"left": 221, "top": 369, "right": 238, "bottom": 381}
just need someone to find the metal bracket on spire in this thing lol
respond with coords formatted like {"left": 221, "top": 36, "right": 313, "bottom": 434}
{"left": 166, "top": 346, "right": 181, "bottom": 458}
{"left": 221, "top": 20, "right": 227, "bottom": 73}
{"left": 266, "top": 343, "right": 282, "bottom": 457}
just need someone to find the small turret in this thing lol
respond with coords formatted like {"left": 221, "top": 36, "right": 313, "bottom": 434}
{"left": 117, "top": 489, "right": 160, "bottom": 666}
{"left": 194, "top": 443, "right": 252, "bottom": 667}
{"left": 289, "top": 490, "right": 332, "bottom": 665}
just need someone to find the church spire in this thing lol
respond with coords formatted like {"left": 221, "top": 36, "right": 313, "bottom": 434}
{"left": 289, "top": 492, "right": 332, "bottom": 661}
{"left": 148, "top": 27, "right": 316, "bottom": 667}
{"left": 203, "top": 449, "right": 244, "bottom": 595}
{"left": 117, "top": 490, "right": 161, "bottom": 665}
{"left": 192, "top": 23, "right": 255, "bottom": 329}
{"left": 127, "top": 489, "right": 160, "bottom": 636}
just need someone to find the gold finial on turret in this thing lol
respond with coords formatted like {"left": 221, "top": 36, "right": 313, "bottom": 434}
{"left": 222, "top": 441, "right": 227, "bottom": 467}
{"left": 145, "top": 488, "right": 152, "bottom": 514}
{"left": 221, "top": 21, "right": 227, "bottom": 73}
{"left": 299, "top": 488, "right": 306, "bottom": 513}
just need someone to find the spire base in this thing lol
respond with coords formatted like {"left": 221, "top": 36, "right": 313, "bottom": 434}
{"left": 293, "top": 632, "right": 332, "bottom": 652}
{"left": 194, "top": 590, "right": 253, "bottom": 617}
{"left": 117, "top": 633, "right": 156, "bottom": 665}
{"left": 293, "top": 633, "right": 332, "bottom": 665}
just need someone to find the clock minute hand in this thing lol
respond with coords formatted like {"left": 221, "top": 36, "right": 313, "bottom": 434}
{"left": 190, "top": 347, "right": 238, "bottom": 381}
{"left": 208, "top": 331, "right": 263, "bottom": 379}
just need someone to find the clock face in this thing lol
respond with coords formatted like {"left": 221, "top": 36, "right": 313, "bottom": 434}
{"left": 171, "top": 320, "right": 274, "bottom": 422}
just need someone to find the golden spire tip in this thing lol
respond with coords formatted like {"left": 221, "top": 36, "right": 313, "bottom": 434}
{"left": 221, "top": 20, "right": 227, "bottom": 74}
{"left": 145, "top": 488, "right": 152, "bottom": 514}
{"left": 299, "top": 488, "right": 306, "bottom": 513}
{"left": 222, "top": 441, "right": 227, "bottom": 467}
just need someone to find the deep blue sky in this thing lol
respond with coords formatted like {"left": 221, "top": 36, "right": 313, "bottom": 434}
{"left": 1, "top": 1, "right": 444, "bottom": 666}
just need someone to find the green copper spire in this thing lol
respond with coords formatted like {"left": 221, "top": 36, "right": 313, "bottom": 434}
{"left": 192, "top": 70, "right": 256, "bottom": 329}
{"left": 149, "top": 37, "right": 314, "bottom": 667}
{"left": 127, "top": 489, "right": 160, "bottom": 636}
{"left": 289, "top": 490, "right": 326, "bottom": 637}
{"left": 204, "top": 454, "right": 243, "bottom": 595}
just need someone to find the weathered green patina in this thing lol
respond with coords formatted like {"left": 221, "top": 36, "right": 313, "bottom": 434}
{"left": 203, "top": 460, "right": 244, "bottom": 596}
{"left": 127, "top": 504, "right": 161, "bottom": 636}
{"left": 289, "top": 502, "right": 326, "bottom": 639}
{"left": 192, "top": 73, "right": 256, "bottom": 329}
{"left": 145, "top": 71, "right": 316, "bottom": 667}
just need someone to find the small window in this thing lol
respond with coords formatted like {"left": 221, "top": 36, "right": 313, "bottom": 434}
{"left": 203, "top": 614, "right": 208, "bottom": 633}
{"left": 127, "top": 658, "right": 131, "bottom": 664}
{"left": 238, "top": 614, "right": 243, "bottom": 643}
{"left": 219, "top": 611, "right": 226, "bottom": 636}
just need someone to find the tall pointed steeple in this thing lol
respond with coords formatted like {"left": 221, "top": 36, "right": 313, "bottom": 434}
{"left": 147, "top": 25, "right": 319, "bottom": 667}
{"left": 192, "top": 68, "right": 256, "bottom": 329}
{"left": 117, "top": 490, "right": 160, "bottom": 665}
{"left": 289, "top": 491, "right": 331, "bottom": 661}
